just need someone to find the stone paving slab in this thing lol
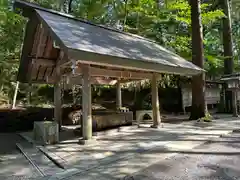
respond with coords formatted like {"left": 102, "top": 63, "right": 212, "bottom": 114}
{"left": 21, "top": 116, "right": 240, "bottom": 180}
{"left": 69, "top": 137, "right": 209, "bottom": 179}
{"left": 0, "top": 156, "right": 40, "bottom": 179}
{"left": 39, "top": 130, "right": 240, "bottom": 180}
{"left": 19, "top": 145, "right": 65, "bottom": 176}
{"left": 47, "top": 128, "right": 230, "bottom": 168}
{"left": 34, "top": 168, "right": 82, "bottom": 180}
{"left": 44, "top": 139, "right": 230, "bottom": 179}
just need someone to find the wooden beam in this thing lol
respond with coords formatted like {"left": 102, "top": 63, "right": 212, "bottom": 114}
{"left": 66, "top": 76, "right": 118, "bottom": 86}
{"left": 31, "top": 57, "right": 153, "bottom": 80}
{"left": 32, "top": 58, "right": 55, "bottom": 66}
{"left": 31, "top": 24, "right": 41, "bottom": 56}
{"left": 43, "top": 35, "right": 53, "bottom": 58}
{"left": 35, "top": 65, "right": 42, "bottom": 80}
{"left": 33, "top": 25, "right": 48, "bottom": 58}
{"left": 75, "top": 66, "right": 153, "bottom": 79}
{"left": 30, "top": 74, "right": 138, "bottom": 85}
{"left": 41, "top": 67, "right": 48, "bottom": 80}
{"left": 32, "top": 63, "right": 153, "bottom": 79}
{"left": 56, "top": 52, "right": 70, "bottom": 67}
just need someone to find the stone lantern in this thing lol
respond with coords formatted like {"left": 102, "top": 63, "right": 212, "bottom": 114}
{"left": 221, "top": 74, "right": 240, "bottom": 117}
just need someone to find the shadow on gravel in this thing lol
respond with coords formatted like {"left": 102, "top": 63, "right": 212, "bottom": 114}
{"left": 0, "top": 133, "right": 24, "bottom": 155}
{"left": 150, "top": 148, "right": 240, "bottom": 156}
{"left": 198, "top": 164, "right": 240, "bottom": 180}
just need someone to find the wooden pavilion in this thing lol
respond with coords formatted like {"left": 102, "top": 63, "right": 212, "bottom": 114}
{"left": 14, "top": 0, "right": 203, "bottom": 144}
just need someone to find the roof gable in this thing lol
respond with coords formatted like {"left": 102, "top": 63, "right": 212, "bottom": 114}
{"left": 36, "top": 9, "right": 201, "bottom": 72}
{"left": 14, "top": 0, "right": 203, "bottom": 84}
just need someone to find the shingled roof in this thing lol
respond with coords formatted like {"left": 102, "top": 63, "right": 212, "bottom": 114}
{"left": 14, "top": 0, "right": 203, "bottom": 84}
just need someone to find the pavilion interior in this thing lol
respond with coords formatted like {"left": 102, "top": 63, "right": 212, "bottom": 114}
{"left": 20, "top": 17, "right": 158, "bottom": 143}
{"left": 15, "top": 0, "right": 202, "bottom": 143}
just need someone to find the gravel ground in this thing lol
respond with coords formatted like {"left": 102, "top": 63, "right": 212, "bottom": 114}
{"left": 131, "top": 133, "right": 240, "bottom": 180}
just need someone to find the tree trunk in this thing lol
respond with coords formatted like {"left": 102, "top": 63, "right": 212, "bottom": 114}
{"left": 189, "top": 0, "right": 206, "bottom": 120}
{"left": 221, "top": 0, "right": 234, "bottom": 113}
{"left": 59, "top": 0, "right": 72, "bottom": 13}
{"left": 59, "top": 0, "right": 64, "bottom": 12}
{"left": 177, "top": 76, "right": 185, "bottom": 114}
{"left": 123, "top": 0, "right": 128, "bottom": 31}
{"left": 68, "top": 0, "right": 73, "bottom": 13}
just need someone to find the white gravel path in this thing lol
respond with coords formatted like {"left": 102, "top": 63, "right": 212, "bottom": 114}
{"left": 131, "top": 133, "right": 240, "bottom": 180}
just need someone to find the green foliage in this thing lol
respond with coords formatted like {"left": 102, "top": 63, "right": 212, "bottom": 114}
{"left": 0, "top": 0, "right": 238, "bottom": 106}
{"left": 25, "top": 0, "right": 60, "bottom": 10}
{"left": 199, "top": 112, "right": 213, "bottom": 122}
{"left": 0, "top": 0, "right": 26, "bottom": 103}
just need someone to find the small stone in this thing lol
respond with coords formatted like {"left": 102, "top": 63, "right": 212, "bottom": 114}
{"left": 233, "top": 129, "right": 240, "bottom": 133}
{"left": 150, "top": 124, "right": 161, "bottom": 129}
{"left": 78, "top": 138, "right": 97, "bottom": 145}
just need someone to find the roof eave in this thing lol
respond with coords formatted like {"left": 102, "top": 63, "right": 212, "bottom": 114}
{"left": 67, "top": 48, "right": 203, "bottom": 76}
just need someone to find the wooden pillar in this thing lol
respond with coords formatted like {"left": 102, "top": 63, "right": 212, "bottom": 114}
{"left": 232, "top": 90, "right": 238, "bottom": 117}
{"left": 54, "top": 66, "right": 62, "bottom": 129}
{"left": 12, "top": 81, "right": 19, "bottom": 109}
{"left": 81, "top": 65, "right": 92, "bottom": 140}
{"left": 151, "top": 73, "right": 161, "bottom": 128}
{"left": 181, "top": 89, "right": 186, "bottom": 115}
{"left": 116, "top": 81, "right": 122, "bottom": 109}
